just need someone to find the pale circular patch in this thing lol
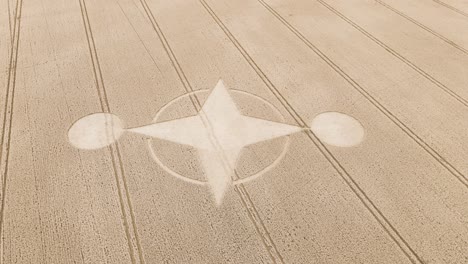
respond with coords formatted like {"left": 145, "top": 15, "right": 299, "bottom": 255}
{"left": 68, "top": 113, "right": 124, "bottom": 150}
{"left": 310, "top": 112, "right": 364, "bottom": 147}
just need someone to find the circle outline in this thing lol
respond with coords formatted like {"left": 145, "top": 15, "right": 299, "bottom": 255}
{"left": 146, "top": 89, "right": 292, "bottom": 186}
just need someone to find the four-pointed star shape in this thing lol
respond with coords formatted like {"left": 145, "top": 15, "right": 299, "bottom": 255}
{"left": 129, "top": 80, "right": 304, "bottom": 204}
